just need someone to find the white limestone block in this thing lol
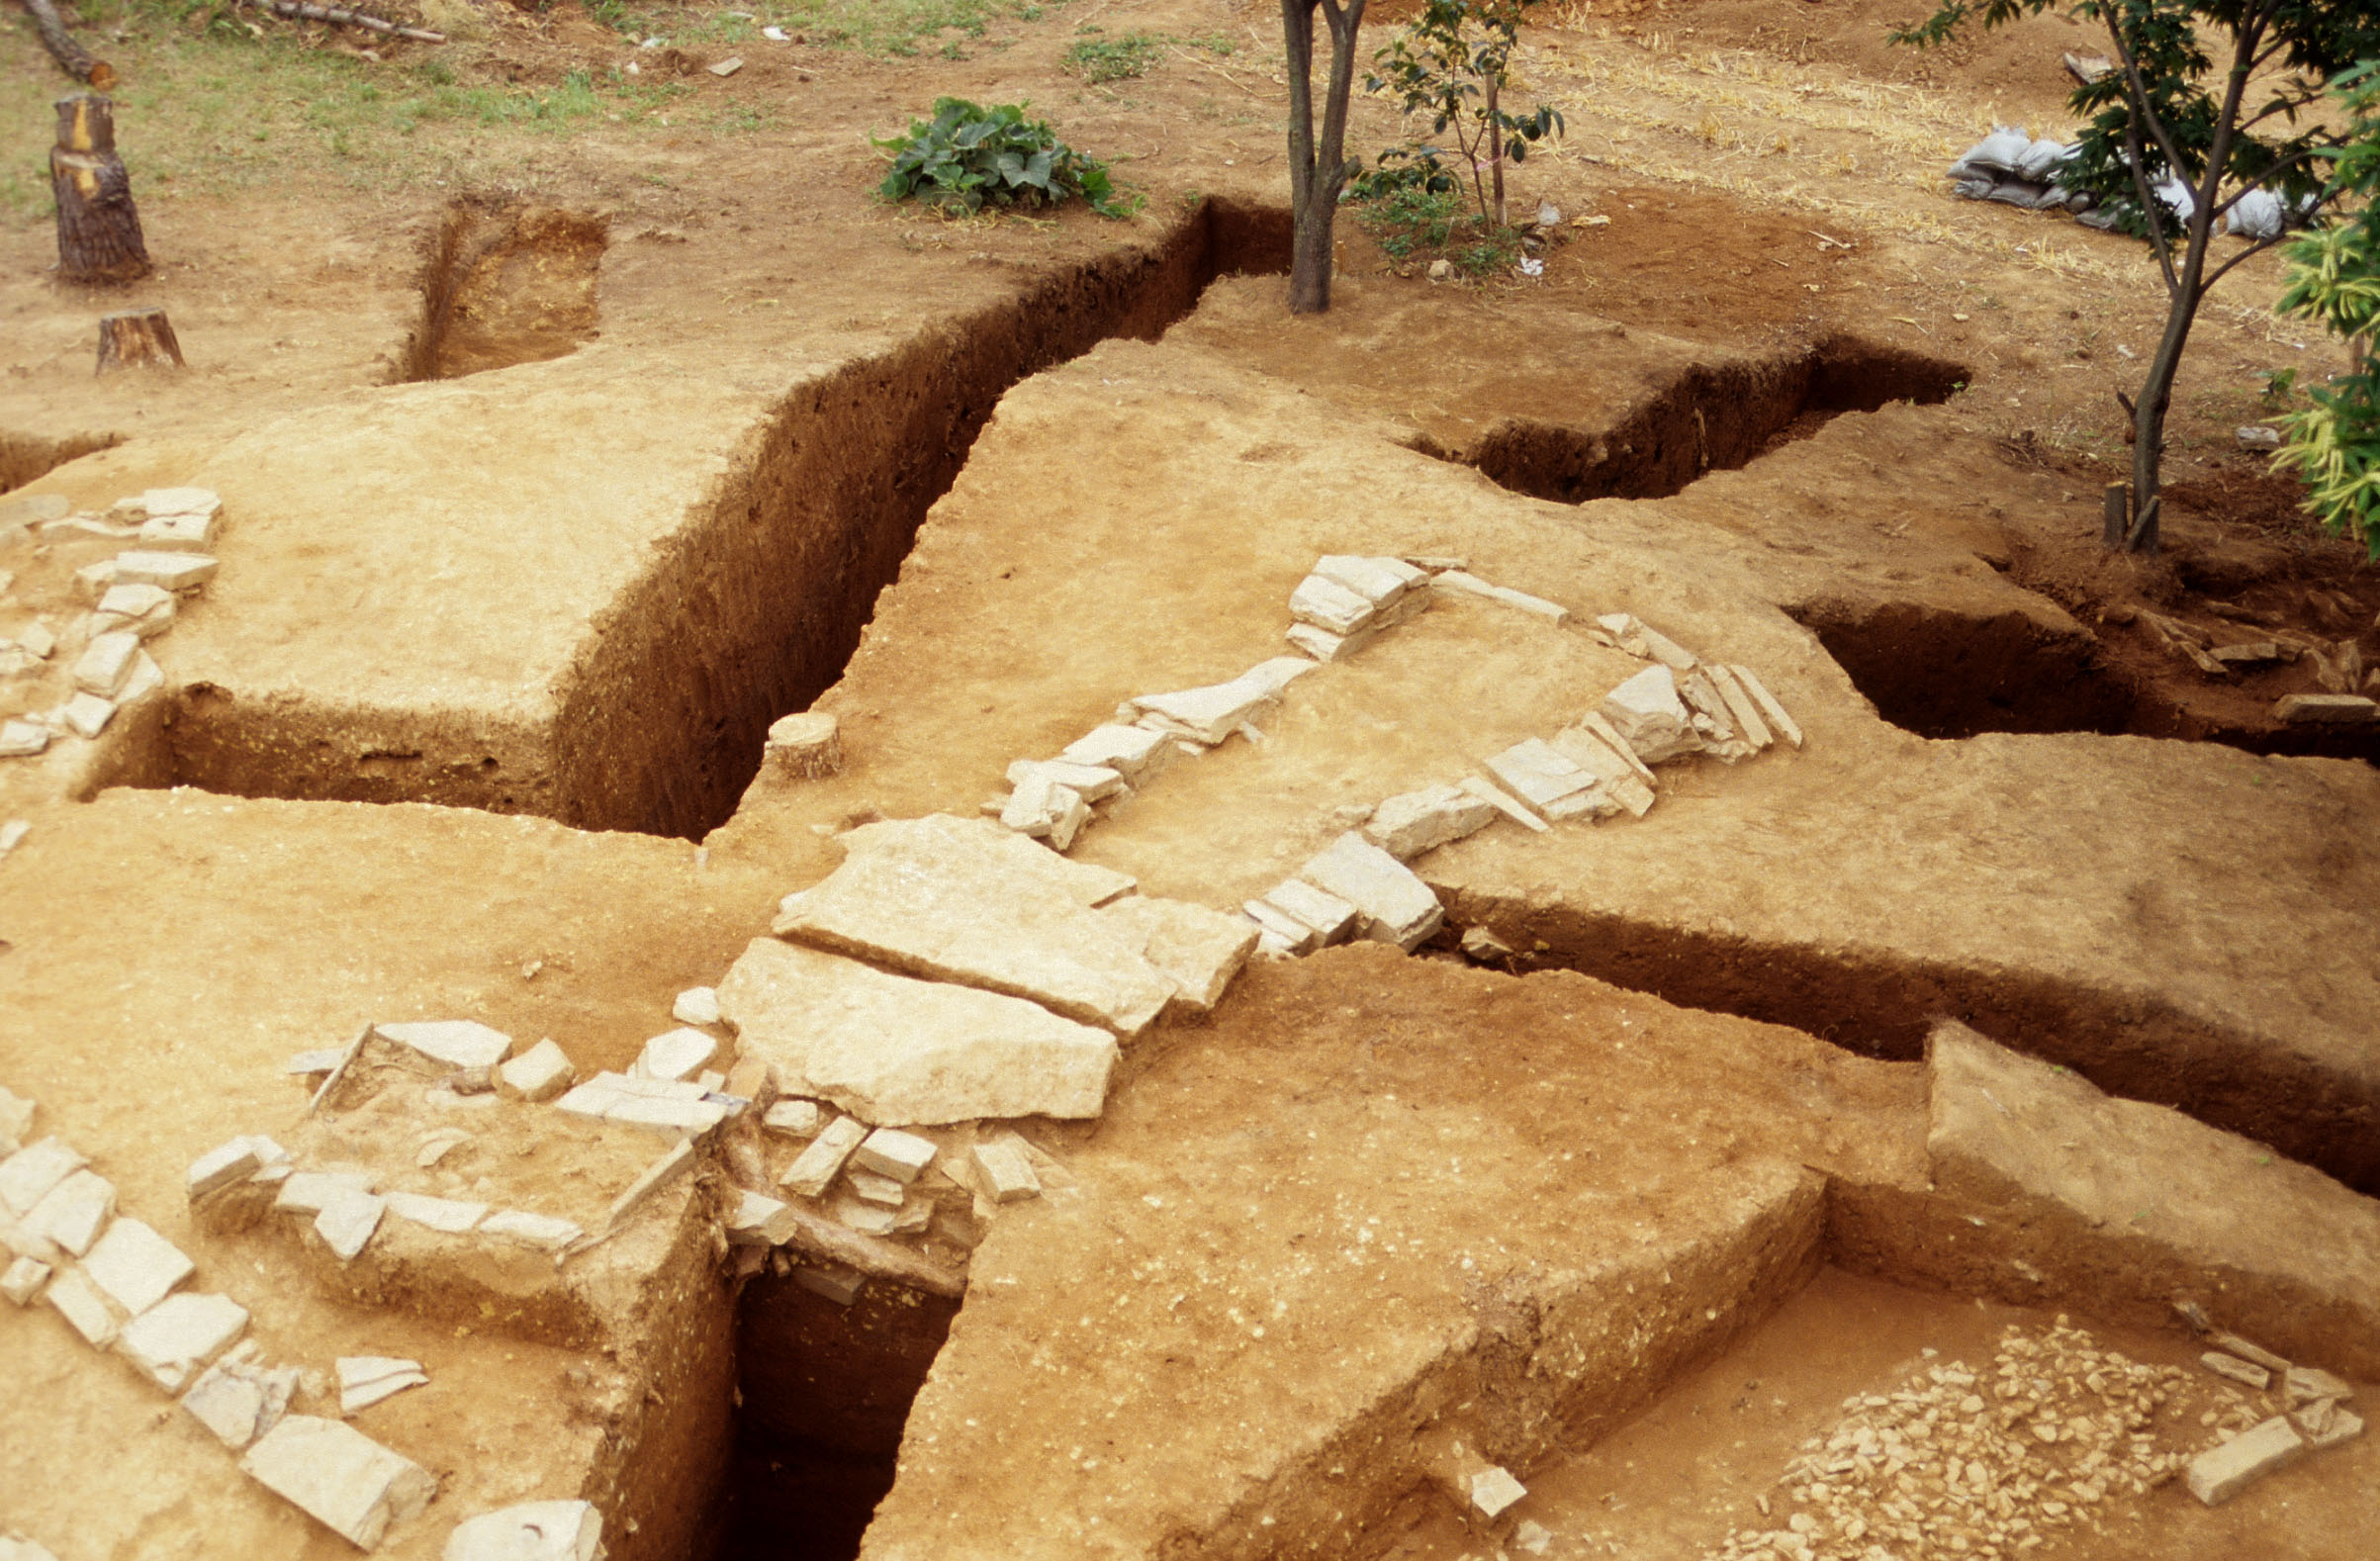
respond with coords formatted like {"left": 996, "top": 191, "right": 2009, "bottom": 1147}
{"left": 1314, "top": 553, "right": 1425, "bottom": 605}
{"left": 725, "top": 1189, "right": 797, "bottom": 1246}
{"left": 720, "top": 939, "right": 1120, "bottom": 1126}
{"left": 386, "top": 1191, "right": 489, "bottom": 1234}
{"left": 138, "top": 510, "right": 218, "bottom": 551}
{"left": 1548, "top": 727, "right": 1657, "bottom": 818}
{"left": 1365, "top": 783, "right": 1500, "bottom": 860}
{"left": 1471, "top": 1466, "right": 1528, "bottom": 1518}
{"left": 93, "top": 581, "right": 175, "bottom": 638}
{"left": 1433, "top": 570, "right": 1570, "bottom": 624}
{"left": 0, "top": 1085, "right": 33, "bottom": 1151}
{"left": 1000, "top": 771, "right": 1092, "bottom": 850}
{"left": 1127, "top": 659, "right": 1316, "bottom": 745}
{"left": 0, "top": 1138, "right": 88, "bottom": 1216}
{"left": 60, "top": 692, "right": 115, "bottom": 740}
{"left": 24, "top": 1168, "right": 115, "bottom": 1255}
{"left": 119, "top": 649, "right": 163, "bottom": 705}
{"left": 971, "top": 1139, "right": 1041, "bottom": 1203}
{"left": 830, "top": 1195, "right": 898, "bottom": 1236}
{"left": 795, "top": 1263, "right": 866, "bottom": 1305}
{"left": 45, "top": 1267, "right": 119, "bottom": 1346}
{"left": 1486, "top": 739, "right": 1610, "bottom": 821}
{"left": 0, "top": 1539, "right": 60, "bottom": 1561}
{"left": 1600, "top": 664, "right": 1701, "bottom": 764}
{"left": 188, "top": 1138, "right": 265, "bottom": 1200}
{"left": 1098, "top": 894, "right": 1258, "bottom": 1013}
{"left": 1702, "top": 664, "right": 1775, "bottom": 749}
{"left": 1298, "top": 833, "right": 1444, "bottom": 952}
{"left": 855, "top": 1128, "right": 937, "bottom": 1184}
{"left": 182, "top": 1345, "right": 300, "bottom": 1449}
{"left": 1059, "top": 723, "right": 1175, "bottom": 785}
{"left": 497, "top": 1039, "right": 575, "bottom": 1102}
{"left": 847, "top": 1168, "right": 905, "bottom": 1209}
{"left": 82, "top": 1217, "right": 192, "bottom": 1315}
{"left": 338, "top": 1356, "right": 428, "bottom": 1415}
{"left": 632, "top": 1027, "right": 717, "bottom": 1084}
{"left": 1241, "top": 899, "right": 1320, "bottom": 956}
{"left": 0, "top": 720, "right": 48, "bottom": 758}
{"left": 1007, "top": 758, "right": 1127, "bottom": 802}
{"left": 587, "top": 1091, "right": 729, "bottom": 1143}
{"left": 315, "top": 1189, "right": 388, "bottom": 1263}
{"left": 1678, "top": 669, "right": 1739, "bottom": 742}
{"left": 71, "top": 631, "right": 141, "bottom": 698}
{"left": 1285, "top": 620, "right": 1376, "bottom": 664}
{"left": 137, "top": 487, "right": 222, "bottom": 520}
{"left": 1261, "top": 878, "right": 1361, "bottom": 946}
{"left": 2186, "top": 1415, "right": 2306, "bottom": 1505}
{"left": 1290, "top": 572, "right": 1378, "bottom": 635}
{"left": 1727, "top": 664, "right": 1803, "bottom": 748}
{"left": 442, "top": 1500, "right": 603, "bottom": 1561}
{"left": 275, "top": 1170, "right": 373, "bottom": 1215}
{"left": 480, "top": 1210, "right": 582, "bottom": 1252}
{"left": 672, "top": 987, "right": 722, "bottom": 1026}
{"left": 1458, "top": 775, "right": 1549, "bottom": 833}
{"left": 762, "top": 1099, "right": 823, "bottom": 1140}
{"left": 780, "top": 1116, "right": 868, "bottom": 1199}
{"left": 112, "top": 550, "right": 217, "bottom": 593}
{"left": 374, "top": 1020, "right": 513, "bottom": 1070}
{"left": 119, "top": 1291, "right": 248, "bottom": 1392}
{"left": 17, "top": 621, "right": 55, "bottom": 658}
{"left": 2, "top": 1253, "right": 49, "bottom": 1305}
{"left": 240, "top": 1415, "right": 437, "bottom": 1549}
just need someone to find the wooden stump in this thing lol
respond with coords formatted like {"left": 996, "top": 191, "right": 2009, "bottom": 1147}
{"left": 2101, "top": 483, "right": 2128, "bottom": 548}
{"left": 51, "top": 94, "right": 150, "bottom": 285}
{"left": 764, "top": 712, "right": 843, "bottom": 780}
{"left": 96, "top": 307, "right": 183, "bottom": 373}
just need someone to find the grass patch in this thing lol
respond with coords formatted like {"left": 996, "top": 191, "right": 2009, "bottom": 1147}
{"left": 1062, "top": 28, "right": 1162, "bottom": 82}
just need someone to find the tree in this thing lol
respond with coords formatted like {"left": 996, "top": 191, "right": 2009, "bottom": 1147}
{"left": 2273, "top": 60, "right": 2380, "bottom": 558}
{"left": 1894, "top": 1, "right": 2380, "bottom": 553}
{"left": 1282, "top": 0, "right": 1370, "bottom": 314}
{"left": 1366, "top": 0, "right": 1561, "bottom": 228}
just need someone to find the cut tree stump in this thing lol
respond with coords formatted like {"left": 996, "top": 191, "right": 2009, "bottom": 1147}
{"left": 96, "top": 308, "right": 184, "bottom": 373}
{"left": 764, "top": 712, "right": 844, "bottom": 780}
{"left": 51, "top": 94, "right": 150, "bottom": 285}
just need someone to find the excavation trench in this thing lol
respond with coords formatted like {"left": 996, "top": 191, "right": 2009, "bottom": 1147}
{"left": 1434, "top": 886, "right": 2380, "bottom": 1197}
{"left": 153, "top": 198, "right": 1291, "bottom": 835}
{"left": 1794, "top": 597, "right": 2380, "bottom": 763}
{"left": 399, "top": 198, "right": 609, "bottom": 383}
{"left": 1413, "top": 336, "right": 1968, "bottom": 505}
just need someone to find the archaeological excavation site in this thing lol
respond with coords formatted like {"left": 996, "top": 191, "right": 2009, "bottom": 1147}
{"left": 2, "top": 0, "right": 2378, "bottom": 1556}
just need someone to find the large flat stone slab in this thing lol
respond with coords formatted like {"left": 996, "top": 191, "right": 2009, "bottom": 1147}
{"left": 771, "top": 814, "right": 1177, "bottom": 1035}
{"left": 716, "top": 937, "right": 1118, "bottom": 1125}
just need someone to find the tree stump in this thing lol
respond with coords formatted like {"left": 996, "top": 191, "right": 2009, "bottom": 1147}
{"left": 51, "top": 94, "right": 150, "bottom": 285}
{"left": 96, "top": 307, "right": 183, "bottom": 373}
{"left": 764, "top": 712, "right": 843, "bottom": 780}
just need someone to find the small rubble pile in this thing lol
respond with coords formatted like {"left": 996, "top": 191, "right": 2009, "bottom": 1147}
{"left": 1704, "top": 1317, "right": 2361, "bottom": 1561}
{"left": 2126, "top": 608, "right": 2378, "bottom": 724}
{"left": 0, "top": 486, "right": 221, "bottom": 761}
{"left": 2174, "top": 1308, "right": 2362, "bottom": 1505}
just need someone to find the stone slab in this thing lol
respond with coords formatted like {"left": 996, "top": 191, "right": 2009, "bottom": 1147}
{"left": 497, "top": 1039, "right": 575, "bottom": 1102}
{"left": 855, "top": 1128, "right": 937, "bottom": 1184}
{"left": 1725, "top": 664, "right": 1802, "bottom": 748}
{"left": 772, "top": 814, "right": 1177, "bottom": 1035}
{"left": 182, "top": 1346, "right": 300, "bottom": 1449}
{"left": 719, "top": 938, "right": 1117, "bottom": 1126}
{"left": 631, "top": 1028, "right": 716, "bottom": 1083}
{"left": 762, "top": 1099, "right": 822, "bottom": 1139}
{"left": 373, "top": 1020, "right": 513, "bottom": 1071}
{"left": 2185, "top": 1415, "right": 2306, "bottom": 1505}
{"left": 314, "top": 1189, "right": 387, "bottom": 1263}
{"left": 2275, "top": 693, "right": 2378, "bottom": 725}
{"left": 119, "top": 1291, "right": 249, "bottom": 1393}
{"left": 779, "top": 1115, "right": 868, "bottom": 1199}
{"left": 441, "top": 1500, "right": 603, "bottom": 1561}
{"left": 1, "top": 1253, "right": 48, "bottom": 1305}
{"left": 24, "top": 1168, "right": 114, "bottom": 1255}
{"left": 972, "top": 1139, "right": 1042, "bottom": 1203}
{"left": 1297, "top": 833, "right": 1443, "bottom": 951}
{"left": 1314, "top": 554, "right": 1425, "bottom": 605}
{"left": 45, "top": 1266, "right": 119, "bottom": 1347}
{"left": 1126, "top": 659, "right": 1317, "bottom": 745}
{"left": 1547, "top": 726, "right": 1657, "bottom": 817}
{"left": 1059, "top": 723, "right": 1175, "bottom": 786}
{"left": 726, "top": 1190, "right": 798, "bottom": 1246}
{"left": 1601, "top": 664, "right": 1699, "bottom": 764}
{"left": 1485, "top": 738, "right": 1606, "bottom": 819}
{"left": 1097, "top": 894, "right": 1258, "bottom": 1014}
{"left": 1260, "top": 879, "right": 1359, "bottom": 945}
{"left": 188, "top": 1138, "right": 263, "bottom": 1200}
{"left": 240, "top": 1415, "right": 437, "bottom": 1549}
{"left": 386, "top": 1191, "right": 490, "bottom": 1234}
{"left": 479, "top": 1210, "right": 582, "bottom": 1252}
{"left": 82, "top": 1217, "right": 192, "bottom": 1315}
{"left": 1289, "top": 572, "right": 1377, "bottom": 636}
{"left": 1364, "top": 783, "right": 1499, "bottom": 860}
{"left": 0, "top": 1138, "right": 87, "bottom": 1217}
{"left": 1459, "top": 776, "right": 1549, "bottom": 833}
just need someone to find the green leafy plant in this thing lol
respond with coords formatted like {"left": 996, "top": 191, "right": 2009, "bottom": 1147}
{"left": 1350, "top": 175, "right": 1522, "bottom": 277}
{"left": 1063, "top": 30, "right": 1163, "bottom": 83}
{"left": 873, "top": 98, "right": 1134, "bottom": 218}
{"left": 1892, "top": 1, "right": 2380, "bottom": 554}
{"left": 2273, "top": 59, "right": 2380, "bottom": 557}
{"left": 1365, "top": 0, "right": 1561, "bottom": 227}
{"left": 2257, "top": 366, "right": 2299, "bottom": 410}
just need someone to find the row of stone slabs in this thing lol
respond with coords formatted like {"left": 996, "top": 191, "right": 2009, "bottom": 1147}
{"left": 0, "top": 486, "right": 223, "bottom": 761}
{"left": 0, "top": 1083, "right": 603, "bottom": 1559}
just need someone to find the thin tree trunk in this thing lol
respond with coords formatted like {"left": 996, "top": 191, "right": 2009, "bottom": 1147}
{"left": 1282, "top": 0, "right": 1367, "bottom": 315}
{"left": 50, "top": 94, "right": 150, "bottom": 285}
{"left": 16, "top": 0, "right": 115, "bottom": 90}
{"left": 1488, "top": 74, "right": 1505, "bottom": 228}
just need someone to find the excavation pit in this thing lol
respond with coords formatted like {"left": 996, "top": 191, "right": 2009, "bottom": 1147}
{"left": 402, "top": 201, "right": 609, "bottom": 383}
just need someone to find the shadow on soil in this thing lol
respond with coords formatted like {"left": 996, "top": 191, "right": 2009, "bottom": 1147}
{"left": 1412, "top": 336, "right": 1968, "bottom": 504}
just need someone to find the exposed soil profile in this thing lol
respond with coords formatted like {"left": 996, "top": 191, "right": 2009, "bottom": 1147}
{"left": 0, "top": 428, "right": 119, "bottom": 494}
{"left": 1415, "top": 336, "right": 1969, "bottom": 505}
{"left": 401, "top": 199, "right": 609, "bottom": 382}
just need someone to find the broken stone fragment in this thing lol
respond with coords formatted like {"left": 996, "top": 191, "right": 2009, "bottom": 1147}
{"left": 762, "top": 1099, "right": 823, "bottom": 1140}
{"left": 780, "top": 1115, "right": 869, "bottom": 1199}
{"left": 1241, "top": 899, "right": 1319, "bottom": 956}
{"left": 72, "top": 561, "right": 118, "bottom": 602}
{"left": 855, "top": 1128, "right": 937, "bottom": 1184}
{"left": 374, "top": 1020, "right": 514, "bottom": 1071}
{"left": 972, "top": 1139, "right": 1042, "bottom": 1203}
{"left": 1600, "top": 664, "right": 1701, "bottom": 764}
{"left": 2210, "top": 640, "right": 2281, "bottom": 666}
{"left": 554, "top": 1073, "right": 729, "bottom": 1141}
{"left": 1432, "top": 570, "right": 1570, "bottom": 624}
{"left": 2274, "top": 692, "right": 2378, "bottom": 725}
{"left": 385, "top": 1191, "right": 488, "bottom": 1235}
{"left": 1315, "top": 553, "right": 1426, "bottom": 604}
{"left": 120, "top": 1292, "right": 249, "bottom": 1393}
{"left": 0, "top": 720, "right": 48, "bottom": 758}
{"left": 2201, "top": 1351, "right": 2271, "bottom": 1391}
{"left": 1059, "top": 723, "right": 1175, "bottom": 786}
{"left": 497, "top": 1039, "right": 575, "bottom": 1103}
{"left": 2300, "top": 1403, "right": 2363, "bottom": 1449}
{"left": 338, "top": 1355, "right": 428, "bottom": 1416}
{"left": 1298, "top": 833, "right": 1444, "bottom": 952}
{"left": 23, "top": 1167, "right": 114, "bottom": 1255}
{"left": 2185, "top": 1415, "right": 2306, "bottom": 1505}
{"left": 796, "top": 1262, "right": 866, "bottom": 1306}
{"left": 71, "top": 630, "right": 141, "bottom": 699}
{"left": 2284, "top": 1366, "right": 2352, "bottom": 1406}
{"left": 1486, "top": 738, "right": 1613, "bottom": 821}
{"left": 286, "top": 1048, "right": 344, "bottom": 1076}
{"left": 1595, "top": 613, "right": 1697, "bottom": 670}
{"left": 188, "top": 1139, "right": 264, "bottom": 1201}
{"left": 182, "top": 1344, "right": 300, "bottom": 1449}
{"left": 112, "top": 550, "right": 217, "bottom": 593}
{"left": 134, "top": 486, "right": 222, "bottom": 521}
{"left": 720, "top": 938, "right": 1118, "bottom": 1126}
{"left": 1, "top": 1253, "right": 49, "bottom": 1305}
{"left": 1000, "top": 770, "right": 1093, "bottom": 851}
{"left": 0, "top": 1138, "right": 88, "bottom": 1218}
{"left": 1365, "top": 783, "right": 1500, "bottom": 860}
{"left": 480, "top": 1210, "right": 582, "bottom": 1252}
{"left": 1470, "top": 1466, "right": 1528, "bottom": 1518}
{"left": 441, "top": 1500, "right": 603, "bottom": 1561}
{"left": 92, "top": 581, "right": 174, "bottom": 640}
{"left": 1258, "top": 877, "right": 1359, "bottom": 946}
{"left": 1726, "top": 665, "right": 1802, "bottom": 748}
{"left": 763, "top": 711, "right": 843, "bottom": 780}
{"left": 830, "top": 1194, "right": 899, "bottom": 1236}
{"left": 632, "top": 1027, "right": 717, "bottom": 1084}
{"left": 1459, "top": 775, "right": 1549, "bottom": 833}
{"left": 83, "top": 1216, "right": 192, "bottom": 1314}
{"left": 1007, "top": 758, "right": 1127, "bottom": 803}
{"left": 314, "top": 1188, "right": 388, "bottom": 1263}
{"left": 1097, "top": 894, "right": 1259, "bottom": 1014}
{"left": 1126, "top": 658, "right": 1317, "bottom": 745}
{"left": 846, "top": 1168, "right": 907, "bottom": 1207}
{"left": 240, "top": 1415, "right": 438, "bottom": 1549}
{"left": 1290, "top": 572, "right": 1379, "bottom": 636}
{"left": 276, "top": 1169, "right": 373, "bottom": 1215}
{"left": 46, "top": 1267, "right": 121, "bottom": 1346}
{"left": 1284, "top": 620, "right": 1376, "bottom": 664}
{"left": 137, "top": 509, "right": 218, "bottom": 552}
{"left": 2211, "top": 1331, "right": 2291, "bottom": 1373}
{"left": 672, "top": 987, "right": 723, "bottom": 1027}
{"left": 1547, "top": 726, "right": 1657, "bottom": 817}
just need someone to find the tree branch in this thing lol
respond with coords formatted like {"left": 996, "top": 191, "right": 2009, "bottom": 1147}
{"left": 2202, "top": 228, "right": 2295, "bottom": 290}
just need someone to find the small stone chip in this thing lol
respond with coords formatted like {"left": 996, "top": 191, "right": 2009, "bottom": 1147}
{"left": 497, "top": 1039, "right": 575, "bottom": 1102}
{"left": 1470, "top": 1466, "right": 1528, "bottom": 1518}
{"left": 762, "top": 1099, "right": 823, "bottom": 1140}
{"left": 672, "top": 986, "right": 723, "bottom": 1026}
{"left": 1, "top": 1253, "right": 49, "bottom": 1305}
{"left": 855, "top": 1127, "right": 937, "bottom": 1184}
{"left": 726, "top": 1190, "right": 798, "bottom": 1246}
{"left": 971, "top": 1139, "right": 1041, "bottom": 1203}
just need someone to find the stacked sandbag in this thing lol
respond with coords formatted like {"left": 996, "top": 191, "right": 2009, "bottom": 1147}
{"left": 1947, "top": 126, "right": 2092, "bottom": 213}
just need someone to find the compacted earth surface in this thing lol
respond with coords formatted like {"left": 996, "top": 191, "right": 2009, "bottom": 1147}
{"left": 2, "top": 0, "right": 2377, "bottom": 1556}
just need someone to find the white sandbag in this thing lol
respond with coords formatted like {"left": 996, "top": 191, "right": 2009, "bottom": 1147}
{"left": 2228, "top": 187, "right": 2285, "bottom": 239}
{"left": 2014, "top": 138, "right": 2071, "bottom": 183}
{"left": 1948, "top": 125, "right": 2032, "bottom": 180}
